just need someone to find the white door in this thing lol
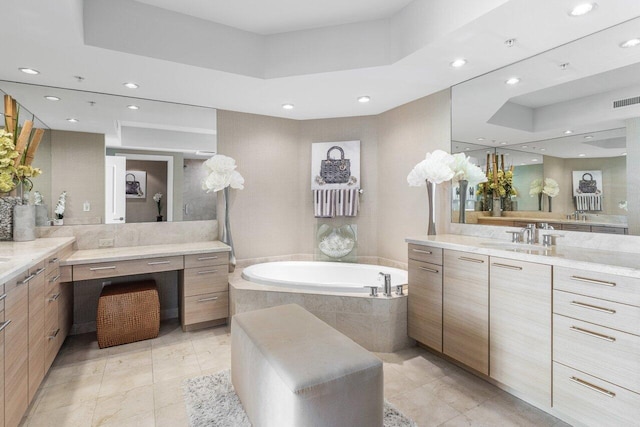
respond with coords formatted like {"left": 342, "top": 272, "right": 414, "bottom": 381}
{"left": 105, "top": 156, "right": 126, "bottom": 223}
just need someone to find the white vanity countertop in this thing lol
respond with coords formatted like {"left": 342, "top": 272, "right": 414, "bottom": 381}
{"left": 63, "top": 240, "right": 231, "bottom": 265}
{"left": 0, "top": 237, "right": 76, "bottom": 283}
{"left": 406, "top": 234, "right": 640, "bottom": 278}
{"left": 476, "top": 216, "right": 627, "bottom": 228}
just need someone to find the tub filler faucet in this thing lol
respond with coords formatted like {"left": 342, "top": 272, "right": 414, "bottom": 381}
{"left": 379, "top": 272, "right": 392, "bottom": 297}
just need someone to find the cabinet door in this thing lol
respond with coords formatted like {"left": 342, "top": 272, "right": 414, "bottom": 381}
{"left": 408, "top": 259, "right": 442, "bottom": 351}
{"left": 1, "top": 310, "right": 5, "bottom": 427}
{"left": 443, "top": 250, "right": 489, "bottom": 374}
{"left": 490, "top": 257, "right": 551, "bottom": 407}
{"left": 28, "top": 265, "right": 46, "bottom": 403}
{"left": 5, "top": 273, "right": 29, "bottom": 427}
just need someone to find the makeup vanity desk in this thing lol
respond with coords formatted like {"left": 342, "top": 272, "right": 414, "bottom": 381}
{"left": 62, "top": 240, "right": 232, "bottom": 332}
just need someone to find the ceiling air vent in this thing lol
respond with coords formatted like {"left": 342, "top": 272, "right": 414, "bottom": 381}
{"left": 613, "top": 96, "right": 640, "bottom": 108}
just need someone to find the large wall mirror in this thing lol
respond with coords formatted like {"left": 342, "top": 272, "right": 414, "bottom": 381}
{"left": 1, "top": 81, "right": 218, "bottom": 225}
{"left": 451, "top": 16, "right": 640, "bottom": 236}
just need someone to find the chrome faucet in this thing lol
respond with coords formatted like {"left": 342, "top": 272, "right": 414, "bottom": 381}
{"left": 520, "top": 223, "right": 537, "bottom": 245}
{"left": 379, "top": 272, "right": 392, "bottom": 297}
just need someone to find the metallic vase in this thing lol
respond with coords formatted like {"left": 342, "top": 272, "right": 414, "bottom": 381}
{"left": 458, "top": 179, "right": 468, "bottom": 224}
{"left": 221, "top": 186, "right": 237, "bottom": 272}
{"left": 426, "top": 180, "right": 436, "bottom": 235}
{"left": 492, "top": 196, "right": 502, "bottom": 217}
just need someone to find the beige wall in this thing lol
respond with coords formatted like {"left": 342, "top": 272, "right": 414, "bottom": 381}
{"left": 216, "top": 89, "right": 451, "bottom": 263}
{"left": 51, "top": 130, "right": 105, "bottom": 224}
{"left": 125, "top": 159, "right": 168, "bottom": 223}
{"left": 183, "top": 159, "right": 216, "bottom": 221}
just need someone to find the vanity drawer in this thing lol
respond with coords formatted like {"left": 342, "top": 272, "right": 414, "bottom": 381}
{"left": 554, "top": 290, "right": 640, "bottom": 336}
{"left": 183, "top": 267, "right": 228, "bottom": 297}
{"left": 73, "top": 256, "right": 184, "bottom": 281}
{"left": 408, "top": 259, "right": 443, "bottom": 352}
{"left": 183, "top": 291, "right": 228, "bottom": 324}
{"left": 184, "top": 252, "right": 229, "bottom": 269}
{"left": 45, "top": 253, "right": 61, "bottom": 277}
{"left": 408, "top": 244, "right": 443, "bottom": 265}
{"left": 554, "top": 266, "right": 640, "bottom": 307}
{"left": 590, "top": 225, "right": 626, "bottom": 234}
{"left": 553, "top": 314, "right": 640, "bottom": 393}
{"left": 46, "top": 266, "right": 62, "bottom": 295}
{"left": 561, "top": 224, "right": 591, "bottom": 232}
{"left": 553, "top": 362, "right": 640, "bottom": 427}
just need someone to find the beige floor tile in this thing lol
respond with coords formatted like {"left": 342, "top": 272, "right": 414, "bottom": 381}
{"left": 390, "top": 383, "right": 462, "bottom": 427}
{"left": 153, "top": 376, "right": 189, "bottom": 411}
{"left": 461, "top": 393, "right": 557, "bottom": 427}
{"left": 421, "top": 368, "right": 499, "bottom": 413}
{"left": 155, "top": 401, "right": 189, "bottom": 427}
{"left": 152, "top": 340, "right": 197, "bottom": 361}
{"left": 92, "top": 384, "right": 154, "bottom": 426}
{"left": 97, "top": 411, "right": 156, "bottom": 427}
{"left": 106, "top": 339, "right": 152, "bottom": 357}
{"left": 104, "top": 348, "right": 152, "bottom": 373}
{"left": 43, "top": 358, "right": 107, "bottom": 388}
{"left": 25, "top": 400, "right": 97, "bottom": 427}
{"left": 383, "top": 364, "right": 422, "bottom": 399}
{"left": 153, "top": 354, "right": 201, "bottom": 383}
{"left": 391, "top": 352, "right": 450, "bottom": 386}
{"left": 99, "top": 364, "right": 154, "bottom": 397}
{"left": 36, "top": 374, "right": 104, "bottom": 413}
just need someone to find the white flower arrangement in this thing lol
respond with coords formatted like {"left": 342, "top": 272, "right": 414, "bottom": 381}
{"left": 33, "top": 191, "right": 43, "bottom": 205}
{"left": 408, "top": 150, "right": 487, "bottom": 188}
{"left": 542, "top": 178, "right": 560, "bottom": 198}
{"left": 619, "top": 200, "right": 628, "bottom": 211}
{"left": 529, "top": 179, "right": 543, "bottom": 196}
{"left": 54, "top": 191, "right": 67, "bottom": 219}
{"left": 153, "top": 192, "right": 163, "bottom": 216}
{"left": 202, "top": 154, "right": 245, "bottom": 193}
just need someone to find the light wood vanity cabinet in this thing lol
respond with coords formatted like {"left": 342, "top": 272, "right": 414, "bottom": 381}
{"left": 0, "top": 287, "right": 5, "bottom": 427}
{"left": 489, "top": 257, "right": 551, "bottom": 407}
{"left": 27, "top": 262, "right": 46, "bottom": 403}
{"left": 180, "top": 252, "right": 230, "bottom": 331}
{"left": 443, "top": 250, "right": 489, "bottom": 375}
{"left": 407, "top": 245, "right": 443, "bottom": 352}
{"left": 552, "top": 267, "right": 640, "bottom": 427}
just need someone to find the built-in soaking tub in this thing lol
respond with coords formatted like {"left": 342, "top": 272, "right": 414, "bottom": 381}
{"left": 230, "top": 261, "right": 412, "bottom": 352}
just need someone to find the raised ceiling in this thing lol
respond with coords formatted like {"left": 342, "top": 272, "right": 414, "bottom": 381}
{"left": 2, "top": 0, "right": 640, "bottom": 126}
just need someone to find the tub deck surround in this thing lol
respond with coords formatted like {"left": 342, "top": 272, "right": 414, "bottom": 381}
{"left": 0, "top": 237, "right": 76, "bottom": 283}
{"left": 406, "top": 234, "right": 640, "bottom": 278}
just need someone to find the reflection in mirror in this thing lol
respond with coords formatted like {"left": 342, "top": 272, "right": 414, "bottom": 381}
{"left": 451, "top": 16, "right": 640, "bottom": 235}
{"left": 0, "top": 81, "right": 217, "bottom": 225}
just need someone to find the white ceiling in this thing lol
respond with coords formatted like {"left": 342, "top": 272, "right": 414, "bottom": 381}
{"left": 1, "top": 0, "right": 640, "bottom": 128}
{"left": 134, "top": 0, "right": 415, "bottom": 35}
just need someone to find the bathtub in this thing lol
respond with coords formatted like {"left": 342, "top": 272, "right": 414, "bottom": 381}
{"left": 232, "top": 261, "right": 412, "bottom": 352}
{"left": 241, "top": 261, "right": 407, "bottom": 294}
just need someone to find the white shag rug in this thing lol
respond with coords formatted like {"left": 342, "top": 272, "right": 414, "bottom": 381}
{"left": 183, "top": 370, "right": 416, "bottom": 427}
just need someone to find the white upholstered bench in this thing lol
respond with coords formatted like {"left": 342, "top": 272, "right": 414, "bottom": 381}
{"left": 231, "top": 304, "right": 383, "bottom": 427}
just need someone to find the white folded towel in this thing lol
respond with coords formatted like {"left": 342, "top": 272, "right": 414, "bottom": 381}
{"left": 313, "top": 188, "right": 360, "bottom": 218}
{"left": 575, "top": 194, "right": 602, "bottom": 211}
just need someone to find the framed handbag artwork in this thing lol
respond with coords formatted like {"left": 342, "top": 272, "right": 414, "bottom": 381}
{"left": 572, "top": 170, "right": 602, "bottom": 196}
{"left": 125, "top": 170, "right": 147, "bottom": 198}
{"left": 311, "top": 141, "right": 360, "bottom": 190}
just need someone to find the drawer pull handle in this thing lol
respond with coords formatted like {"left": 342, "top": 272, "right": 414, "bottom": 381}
{"left": 197, "top": 256, "right": 219, "bottom": 261}
{"left": 48, "top": 328, "right": 60, "bottom": 340}
{"left": 197, "top": 296, "right": 219, "bottom": 302}
{"left": 148, "top": 261, "right": 171, "bottom": 266}
{"left": 570, "top": 376, "right": 616, "bottom": 398}
{"left": 570, "top": 326, "right": 616, "bottom": 342}
{"left": 0, "top": 320, "right": 11, "bottom": 332}
{"left": 418, "top": 266, "right": 439, "bottom": 274}
{"left": 459, "top": 257, "right": 484, "bottom": 264}
{"left": 19, "top": 274, "right": 35, "bottom": 285}
{"left": 570, "top": 301, "right": 616, "bottom": 314}
{"left": 34, "top": 267, "right": 46, "bottom": 276}
{"left": 49, "top": 257, "right": 60, "bottom": 264}
{"left": 197, "top": 270, "right": 219, "bottom": 275}
{"left": 412, "top": 249, "right": 432, "bottom": 255}
{"left": 89, "top": 266, "right": 117, "bottom": 271}
{"left": 491, "top": 263, "right": 523, "bottom": 270}
{"left": 0, "top": 293, "right": 6, "bottom": 301}
{"left": 48, "top": 293, "right": 61, "bottom": 302}
{"left": 49, "top": 274, "right": 61, "bottom": 283}
{"left": 570, "top": 275, "right": 616, "bottom": 287}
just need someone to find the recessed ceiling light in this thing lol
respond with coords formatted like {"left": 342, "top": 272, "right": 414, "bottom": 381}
{"left": 620, "top": 38, "right": 640, "bottom": 48}
{"left": 127, "top": 105, "right": 140, "bottom": 110}
{"left": 540, "top": 148, "right": 546, "bottom": 152}
{"left": 500, "top": 142, "right": 507, "bottom": 145}
{"left": 578, "top": 153, "right": 586, "bottom": 157}
{"left": 477, "top": 137, "right": 485, "bottom": 141}
{"left": 44, "top": 96, "right": 60, "bottom": 101}
{"left": 504, "top": 38, "right": 517, "bottom": 48}
{"left": 520, "top": 163, "right": 526, "bottom": 166}
{"left": 19, "top": 68, "right": 40, "bottom": 75}
{"left": 282, "top": 103, "right": 294, "bottom": 110}
{"left": 522, "top": 145, "right": 528, "bottom": 148}
{"left": 564, "top": 130, "right": 573, "bottom": 134}
{"left": 569, "top": 3, "right": 597, "bottom": 17}
{"left": 622, "top": 152, "right": 627, "bottom": 156}
{"left": 559, "top": 63, "right": 570, "bottom": 70}
{"left": 506, "top": 77, "right": 520, "bottom": 85}
{"left": 450, "top": 59, "right": 467, "bottom": 68}
{"left": 123, "top": 82, "right": 139, "bottom": 89}
{"left": 531, "top": 158, "right": 538, "bottom": 161}
{"left": 357, "top": 96, "right": 371, "bottom": 103}
{"left": 465, "top": 148, "right": 470, "bottom": 151}
{"left": 66, "top": 118, "right": 78, "bottom": 123}
{"left": 584, "top": 135, "right": 594, "bottom": 139}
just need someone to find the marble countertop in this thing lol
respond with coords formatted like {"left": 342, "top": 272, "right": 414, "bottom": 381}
{"left": 0, "top": 237, "right": 76, "bottom": 283}
{"left": 64, "top": 241, "right": 231, "bottom": 265}
{"left": 406, "top": 234, "right": 640, "bottom": 278}
{"left": 476, "top": 216, "right": 627, "bottom": 228}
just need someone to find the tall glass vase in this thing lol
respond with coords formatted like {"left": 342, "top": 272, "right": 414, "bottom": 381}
{"left": 548, "top": 195, "right": 552, "bottom": 213}
{"left": 221, "top": 186, "right": 237, "bottom": 272}
{"left": 426, "top": 180, "right": 436, "bottom": 235}
{"left": 458, "top": 179, "right": 468, "bottom": 224}
{"left": 538, "top": 192, "right": 543, "bottom": 211}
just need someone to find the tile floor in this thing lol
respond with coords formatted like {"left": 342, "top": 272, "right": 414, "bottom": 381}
{"left": 20, "top": 320, "right": 568, "bottom": 427}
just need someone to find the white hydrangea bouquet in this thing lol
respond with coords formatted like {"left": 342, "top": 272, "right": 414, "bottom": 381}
{"left": 54, "top": 191, "right": 67, "bottom": 219}
{"left": 542, "top": 178, "right": 559, "bottom": 198}
{"left": 202, "top": 154, "right": 245, "bottom": 192}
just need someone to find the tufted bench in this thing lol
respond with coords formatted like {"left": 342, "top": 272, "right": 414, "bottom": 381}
{"left": 231, "top": 304, "right": 383, "bottom": 427}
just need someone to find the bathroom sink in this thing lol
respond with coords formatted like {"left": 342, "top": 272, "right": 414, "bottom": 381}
{"left": 0, "top": 257, "right": 10, "bottom": 263}
{"left": 480, "top": 242, "right": 549, "bottom": 254}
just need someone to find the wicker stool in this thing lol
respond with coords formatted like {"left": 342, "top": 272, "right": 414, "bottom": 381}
{"left": 97, "top": 280, "right": 160, "bottom": 349}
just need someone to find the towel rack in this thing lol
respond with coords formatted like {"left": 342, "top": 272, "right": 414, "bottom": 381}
{"left": 312, "top": 188, "right": 364, "bottom": 194}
